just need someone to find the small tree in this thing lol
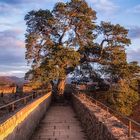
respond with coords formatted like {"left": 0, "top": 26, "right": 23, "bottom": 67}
{"left": 106, "top": 79, "right": 139, "bottom": 115}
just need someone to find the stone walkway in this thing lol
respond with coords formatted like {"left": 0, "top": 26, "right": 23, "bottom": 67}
{"left": 31, "top": 105, "right": 87, "bottom": 140}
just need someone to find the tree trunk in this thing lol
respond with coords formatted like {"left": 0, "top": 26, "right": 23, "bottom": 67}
{"left": 57, "top": 78, "right": 66, "bottom": 96}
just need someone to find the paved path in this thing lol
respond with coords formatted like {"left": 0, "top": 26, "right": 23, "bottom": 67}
{"left": 31, "top": 105, "right": 87, "bottom": 140}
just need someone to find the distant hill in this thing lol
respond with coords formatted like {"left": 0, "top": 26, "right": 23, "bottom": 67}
{"left": 0, "top": 76, "right": 25, "bottom": 86}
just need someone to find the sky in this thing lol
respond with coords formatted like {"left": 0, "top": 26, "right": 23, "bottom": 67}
{"left": 0, "top": 0, "right": 140, "bottom": 77}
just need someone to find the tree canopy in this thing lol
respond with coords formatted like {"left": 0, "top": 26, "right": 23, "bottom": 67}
{"left": 25, "top": 0, "right": 140, "bottom": 115}
{"left": 25, "top": 0, "right": 97, "bottom": 95}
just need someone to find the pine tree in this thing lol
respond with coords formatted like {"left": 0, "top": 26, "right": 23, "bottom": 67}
{"left": 24, "top": 1, "right": 140, "bottom": 112}
{"left": 25, "top": 0, "right": 96, "bottom": 96}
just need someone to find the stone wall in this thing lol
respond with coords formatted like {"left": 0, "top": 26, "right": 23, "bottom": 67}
{"left": 22, "top": 85, "right": 33, "bottom": 93}
{"left": 0, "top": 86, "right": 16, "bottom": 94}
{"left": 0, "top": 92, "right": 52, "bottom": 140}
{"left": 72, "top": 93, "right": 140, "bottom": 140}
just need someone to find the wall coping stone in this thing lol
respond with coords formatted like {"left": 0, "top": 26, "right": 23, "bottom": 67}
{"left": 0, "top": 92, "right": 51, "bottom": 140}
{"left": 72, "top": 93, "right": 140, "bottom": 140}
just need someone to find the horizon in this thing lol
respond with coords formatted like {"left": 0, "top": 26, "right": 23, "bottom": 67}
{"left": 0, "top": 0, "right": 140, "bottom": 77}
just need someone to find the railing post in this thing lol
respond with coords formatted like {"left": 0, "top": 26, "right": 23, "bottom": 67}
{"left": 35, "top": 92, "right": 37, "bottom": 98}
{"left": 106, "top": 107, "right": 109, "bottom": 113}
{"left": 24, "top": 98, "right": 27, "bottom": 104}
{"left": 12, "top": 103, "right": 15, "bottom": 112}
{"left": 95, "top": 100, "right": 97, "bottom": 106}
{"left": 128, "top": 120, "right": 132, "bottom": 138}
{"left": 32, "top": 94, "right": 34, "bottom": 100}
{"left": 106, "top": 107, "right": 109, "bottom": 119}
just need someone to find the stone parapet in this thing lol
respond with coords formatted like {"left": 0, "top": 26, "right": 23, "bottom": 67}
{"left": 0, "top": 92, "right": 52, "bottom": 140}
{"left": 0, "top": 86, "right": 16, "bottom": 94}
{"left": 72, "top": 93, "right": 140, "bottom": 140}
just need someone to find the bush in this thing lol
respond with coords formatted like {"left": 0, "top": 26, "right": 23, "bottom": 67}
{"left": 105, "top": 79, "right": 139, "bottom": 116}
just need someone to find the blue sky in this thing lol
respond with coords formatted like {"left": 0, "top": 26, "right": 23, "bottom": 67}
{"left": 0, "top": 0, "right": 140, "bottom": 77}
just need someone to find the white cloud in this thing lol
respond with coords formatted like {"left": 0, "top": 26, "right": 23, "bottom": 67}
{"left": 0, "top": 3, "right": 24, "bottom": 16}
{"left": 0, "top": 29, "right": 25, "bottom": 48}
{"left": 0, "top": 29, "right": 28, "bottom": 77}
{"left": 129, "top": 26, "right": 140, "bottom": 39}
{"left": 88, "top": 0, "right": 118, "bottom": 14}
{"left": 127, "top": 48, "right": 140, "bottom": 64}
{"left": 0, "top": 0, "right": 64, "bottom": 5}
{"left": 127, "top": 4, "right": 140, "bottom": 14}
{"left": 0, "top": 64, "right": 30, "bottom": 77}
{"left": 0, "top": 70, "right": 26, "bottom": 77}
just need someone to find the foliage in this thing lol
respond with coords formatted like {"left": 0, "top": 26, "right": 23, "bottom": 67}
{"left": 101, "top": 61, "right": 140, "bottom": 115}
{"left": 24, "top": 0, "right": 140, "bottom": 112}
{"left": 95, "top": 22, "right": 130, "bottom": 80}
{"left": 105, "top": 79, "right": 139, "bottom": 115}
{"left": 25, "top": 0, "right": 96, "bottom": 95}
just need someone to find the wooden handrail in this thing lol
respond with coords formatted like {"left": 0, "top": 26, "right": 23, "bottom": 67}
{"left": 0, "top": 91, "right": 44, "bottom": 110}
{"left": 0, "top": 92, "right": 52, "bottom": 140}
{"left": 86, "top": 95, "right": 140, "bottom": 127}
{"left": 74, "top": 92, "right": 140, "bottom": 138}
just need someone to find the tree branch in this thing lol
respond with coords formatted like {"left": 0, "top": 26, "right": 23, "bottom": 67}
{"left": 58, "top": 27, "right": 68, "bottom": 45}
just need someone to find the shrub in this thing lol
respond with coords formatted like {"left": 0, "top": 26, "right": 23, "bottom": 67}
{"left": 105, "top": 79, "right": 139, "bottom": 116}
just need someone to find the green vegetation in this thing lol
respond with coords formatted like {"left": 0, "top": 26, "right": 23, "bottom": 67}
{"left": 25, "top": 0, "right": 140, "bottom": 115}
{"left": 105, "top": 79, "right": 139, "bottom": 115}
{"left": 25, "top": 0, "right": 96, "bottom": 96}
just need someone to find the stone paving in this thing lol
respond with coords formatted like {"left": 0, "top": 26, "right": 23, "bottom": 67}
{"left": 31, "top": 104, "right": 87, "bottom": 140}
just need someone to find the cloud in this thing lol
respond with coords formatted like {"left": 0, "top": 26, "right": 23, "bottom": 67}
{"left": 0, "top": 0, "right": 65, "bottom": 5}
{"left": 0, "top": 29, "right": 29, "bottom": 77}
{"left": 0, "top": 0, "right": 42, "bottom": 5}
{"left": 0, "top": 70, "right": 27, "bottom": 77}
{"left": 0, "top": 29, "right": 25, "bottom": 58}
{"left": 0, "top": 0, "right": 22, "bottom": 4}
{"left": 0, "top": 3, "right": 23, "bottom": 16}
{"left": 127, "top": 49, "right": 140, "bottom": 64}
{"left": 0, "top": 0, "right": 65, "bottom": 17}
{"left": 0, "top": 22, "right": 13, "bottom": 27}
{"left": 0, "top": 64, "right": 29, "bottom": 77}
{"left": 0, "top": 29, "right": 24, "bottom": 48}
{"left": 127, "top": 4, "right": 140, "bottom": 14}
{"left": 0, "top": 0, "right": 117, "bottom": 15}
{"left": 129, "top": 26, "right": 140, "bottom": 39}
{"left": 88, "top": 0, "right": 118, "bottom": 14}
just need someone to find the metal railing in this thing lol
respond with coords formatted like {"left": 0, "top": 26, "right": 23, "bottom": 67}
{"left": 79, "top": 93, "right": 140, "bottom": 138}
{"left": 0, "top": 91, "right": 45, "bottom": 114}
